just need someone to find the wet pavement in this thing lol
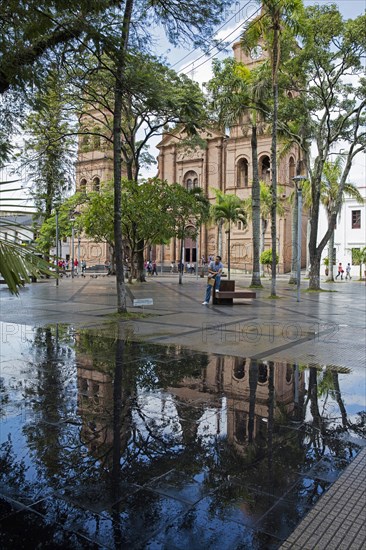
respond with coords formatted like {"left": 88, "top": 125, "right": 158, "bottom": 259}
{"left": 0, "top": 275, "right": 365, "bottom": 548}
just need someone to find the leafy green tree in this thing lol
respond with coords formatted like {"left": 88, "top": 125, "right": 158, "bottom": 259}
{"left": 22, "top": 68, "right": 75, "bottom": 258}
{"left": 210, "top": 191, "right": 247, "bottom": 280}
{"left": 72, "top": 51, "right": 210, "bottom": 282}
{"left": 101, "top": 0, "right": 231, "bottom": 309}
{"left": 291, "top": 5, "right": 366, "bottom": 290}
{"left": 260, "top": 249, "right": 279, "bottom": 274}
{"left": 120, "top": 178, "right": 185, "bottom": 281}
{"left": 36, "top": 193, "right": 85, "bottom": 257}
{"left": 0, "top": 1, "right": 114, "bottom": 94}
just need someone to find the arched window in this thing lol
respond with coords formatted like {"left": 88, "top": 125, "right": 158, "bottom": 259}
{"left": 183, "top": 170, "right": 199, "bottom": 190}
{"left": 260, "top": 156, "right": 271, "bottom": 183}
{"left": 233, "top": 357, "right": 246, "bottom": 380}
{"left": 237, "top": 158, "right": 249, "bottom": 187}
{"left": 286, "top": 365, "right": 293, "bottom": 383}
{"left": 289, "top": 157, "right": 295, "bottom": 182}
{"left": 79, "top": 179, "right": 87, "bottom": 193}
{"left": 258, "top": 362, "right": 268, "bottom": 384}
{"left": 81, "top": 130, "right": 90, "bottom": 151}
{"left": 92, "top": 133, "right": 101, "bottom": 149}
{"left": 93, "top": 177, "right": 100, "bottom": 192}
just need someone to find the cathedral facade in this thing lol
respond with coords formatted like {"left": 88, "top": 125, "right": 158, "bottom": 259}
{"left": 74, "top": 43, "right": 307, "bottom": 274}
{"left": 156, "top": 42, "right": 306, "bottom": 274}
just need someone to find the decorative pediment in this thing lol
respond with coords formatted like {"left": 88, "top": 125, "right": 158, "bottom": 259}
{"left": 156, "top": 126, "right": 225, "bottom": 150}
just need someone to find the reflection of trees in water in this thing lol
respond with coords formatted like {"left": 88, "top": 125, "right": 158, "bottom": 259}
{"left": 22, "top": 326, "right": 82, "bottom": 485}
{"left": 303, "top": 365, "right": 365, "bottom": 462}
{"left": 248, "top": 359, "right": 258, "bottom": 444}
{"left": 0, "top": 376, "right": 9, "bottom": 416}
{"left": 0, "top": 438, "right": 27, "bottom": 489}
{"left": 6, "top": 325, "right": 365, "bottom": 524}
{"left": 74, "top": 332, "right": 212, "bottom": 482}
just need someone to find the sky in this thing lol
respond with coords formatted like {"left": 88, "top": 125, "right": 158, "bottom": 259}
{"left": 140, "top": 0, "right": 366, "bottom": 184}
{"left": 1, "top": 1, "right": 365, "bottom": 201}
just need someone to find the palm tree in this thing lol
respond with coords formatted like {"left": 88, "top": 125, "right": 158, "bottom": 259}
{"left": 0, "top": 179, "right": 52, "bottom": 294}
{"left": 321, "top": 159, "right": 364, "bottom": 281}
{"left": 245, "top": 181, "right": 284, "bottom": 277}
{"left": 350, "top": 246, "right": 366, "bottom": 280}
{"left": 241, "top": 0, "right": 304, "bottom": 296}
{"left": 207, "top": 59, "right": 271, "bottom": 287}
{"left": 210, "top": 191, "right": 247, "bottom": 280}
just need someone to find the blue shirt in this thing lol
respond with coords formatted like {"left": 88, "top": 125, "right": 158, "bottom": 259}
{"left": 209, "top": 261, "right": 223, "bottom": 274}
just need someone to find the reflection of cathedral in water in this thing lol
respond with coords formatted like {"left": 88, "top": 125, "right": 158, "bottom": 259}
{"left": 76, "top": 350, "right": 305, "bottom": 460}
{"left": 76, "top": 355, "right": 115, "bottom": 457}
{"left": 168, "top": 356, "right": 306, "bottom": 454}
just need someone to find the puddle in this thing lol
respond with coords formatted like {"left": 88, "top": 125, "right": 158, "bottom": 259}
{"left": 0, "top": 323, "right": 365, "bottom": 548}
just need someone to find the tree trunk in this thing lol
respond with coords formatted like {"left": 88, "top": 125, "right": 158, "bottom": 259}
{"left": 251, "top": 124, "right": 262, "bottom": 287}
{"left": 227, "top": 222, "right": 231, "bottom": 280}
{"left": 289, "top": 193, "right": 298, "bottom": 284}
{"left": 217, "top": 220, "right": 223, "bottom": 257}
{"left": 267, "top": 362, "right": 275, "bottom": 476}
{"left": 308, "top": 366, "right": 322, "bottom": 432}
{"left": 179, "top": 237, "right": 184, "bottom": 284}
{"left": 136, "top": 243, "right": 146, "bottom": 282}
{"left": 270, "top": 29, "right": 279, "bottom": 297}
{"left": 332, "top": 371, "right": 348, "bottom": 429}
{"left": 309, "top": 252, "right": 321, "bottom": 290}
{"left": 112, "top": 338, "right": 124, "bottom": 490}
{"left": 248, "top": 359, "right": 258, "bottom": 443}
{"left": 260, "top": 218, "right": 267, "bottom": 276}
{"left": 112, "top": 0, "right": 134, "bottom": 312}
{"left": 326, "top": 230, "right": 335, "bottom": 282}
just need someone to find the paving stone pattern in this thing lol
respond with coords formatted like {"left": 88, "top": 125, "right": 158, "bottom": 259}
{"left": 0, "top": 273, "right": 365, "bottom": 549}
{"left": 280, "top": 447, "right": 366, "bottom": 549}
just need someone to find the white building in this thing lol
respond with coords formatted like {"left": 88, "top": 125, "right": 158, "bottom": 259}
{"left": 319, "top": 184, "right": 366, "bottom": 278}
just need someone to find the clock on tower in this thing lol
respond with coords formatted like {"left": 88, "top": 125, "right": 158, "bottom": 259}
{"left": 250, "top": 45, "right": 263, "bottom": 61}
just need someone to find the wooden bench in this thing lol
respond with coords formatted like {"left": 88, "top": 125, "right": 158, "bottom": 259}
{"left": 212, "top": 280, "right": 256, "bottom": 305}
{"left": 215, "top": 290, "right": 256, "bottom": 304}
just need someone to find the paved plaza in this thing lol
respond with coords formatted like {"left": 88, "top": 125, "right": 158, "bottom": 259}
{"left": 0, "top": 272, "right": 365, "bottom": 549}
{"left": 1, "top": 271, "right": 365, "bottom": 369}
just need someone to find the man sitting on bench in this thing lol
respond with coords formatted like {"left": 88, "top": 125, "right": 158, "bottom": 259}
{"left": 202, "top": 255, "right": 223, "bottom": 305}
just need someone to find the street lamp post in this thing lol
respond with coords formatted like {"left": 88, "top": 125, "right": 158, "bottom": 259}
{"left": 293, "top": 176, "right": 307, "bottom": 302}
{"left": 70, "top": 217, "right": 75, "bottom": 278}
{"left": 77, "top": 232, "right": 81, "bottom": 275}
{"left": 55, "top": 208, "right": 59, "bottom": 287}
{"left": 196, "top": 226, "right": 200, "bottom": 281}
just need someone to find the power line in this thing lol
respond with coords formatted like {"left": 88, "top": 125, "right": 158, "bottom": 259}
{"left": 179, "top": 7, "right": 262, "bottom": 76}
{"left": 170, "top": 1, "right": 253, "bottom": 69}
{"left": 179, "top": 0, "right": 286, "bottom": 77}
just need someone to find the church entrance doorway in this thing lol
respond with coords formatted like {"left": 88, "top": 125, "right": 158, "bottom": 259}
{"left": 184, "top": 236, "right": 197, "bottom": 263}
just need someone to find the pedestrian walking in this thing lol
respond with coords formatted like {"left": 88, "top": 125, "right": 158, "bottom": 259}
{"left": 202, "top": 255, "right": 223, "bottom": 305}
{"left": 335, "top": 262, "right": 344, "bottom": 280}
{"left": 345, "top": 263, "right": 352, "bottom": 280}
